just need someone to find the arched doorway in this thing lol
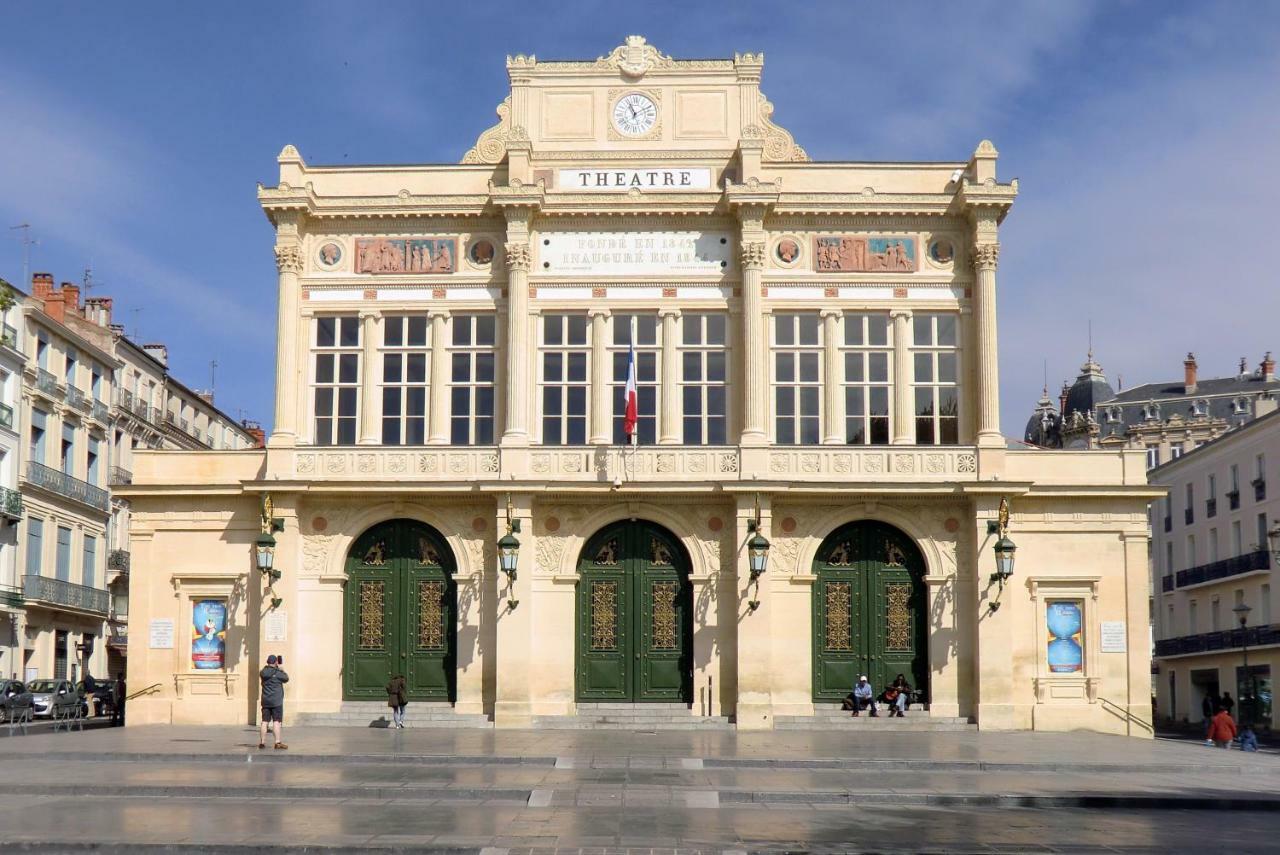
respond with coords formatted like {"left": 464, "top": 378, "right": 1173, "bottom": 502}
{"left": 575, "top": 520, "right": 693, "bottom": 703}
{"left": 812, "top": 520, "right": 928, "bottom": 702}
{"left": 343, "top": 519, "right": 457, "bottom": 701}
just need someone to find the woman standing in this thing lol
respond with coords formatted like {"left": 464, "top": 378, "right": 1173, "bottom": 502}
{"left": 385, "top": 674, "right": 407, "bottom": 729}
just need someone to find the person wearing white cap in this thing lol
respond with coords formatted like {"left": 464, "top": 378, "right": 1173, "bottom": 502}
{"left": 851, "top": 675, "right": 877, "bottom": 717}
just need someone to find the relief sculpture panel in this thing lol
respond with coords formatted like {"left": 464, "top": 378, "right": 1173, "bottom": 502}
{"left": 814, "top": 236, "right": 917, "bottom": 272}
{"left": 355, "top": 238, "right": 457, "bottom": 274}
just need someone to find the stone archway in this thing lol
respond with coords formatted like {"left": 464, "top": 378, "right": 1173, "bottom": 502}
{"left": 811, "top": 520, "right": 928, "bottom": 702}
{"left": 343, "top": 519, "right": 457, "bottom": 701}
{"left": 575, "top": 519, "right": 693, "bottom": 703}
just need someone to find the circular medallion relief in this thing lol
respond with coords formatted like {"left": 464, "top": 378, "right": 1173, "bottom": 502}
{"left": 471, "top": 516, "right": 488, "bottom": 533}
{"left": 317, "top": 242, "right": 343, "bottom": 267}
{"left": 311, "top": 516, "right": 328, "bottom": 533}
{"left": 944, "top": 517, "right": 960, "bottom": 533}
{"left": 928, "top": 239, "right": 955, "bottom": 265}
{"left": 774, "top": 237, "right": 801, "bottom": 267}
{"left": 612, "top": 92, "right": 657, "bottom": 136}
{"left": 544, "top": 517, "right": 561, "bottom": 533}
{"left": 707, "top": 516, "right": 723, "bottom": 532}
{"left": 468, "top": 239, "right": 495, "bottom": 267}
{"left": 780, "top": 517, "right": 797, "bottom": 533}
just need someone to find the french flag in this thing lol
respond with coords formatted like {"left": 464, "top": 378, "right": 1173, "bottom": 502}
{"left": 623, "top": 342, "right": 638, "bottom": 443}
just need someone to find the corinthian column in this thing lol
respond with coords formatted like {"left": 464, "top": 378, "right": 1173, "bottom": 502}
{"left": 821, "top": 309, "right": 842, "bottom": 444}
{"left": 973, "top": 243, "right": 1002, "bottom": 446}
{"left": 358, "top": 310, "right": 380, "bottom": 444}
{"left": 270, "top": 242, "right": 302, "bottom": 447}
{"left": 502, "top": 240, "right": 532, "bottom": 445}
{"left": 739, "top": 240, "right": 768, "bottom": 445}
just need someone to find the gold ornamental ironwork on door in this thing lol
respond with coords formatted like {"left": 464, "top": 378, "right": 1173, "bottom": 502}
{"left": 811, "top": 520, "right": 927, "bottom": 702}
{"left": 575, "top": 520, "right": 692, "bottom": 703}
{"left": 343, "top": 519, "right": 456, "bottom": 701}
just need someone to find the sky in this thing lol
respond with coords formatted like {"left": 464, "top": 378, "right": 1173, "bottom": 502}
{"left": 2, "top": 1, "right": 1278, "bottom": 437}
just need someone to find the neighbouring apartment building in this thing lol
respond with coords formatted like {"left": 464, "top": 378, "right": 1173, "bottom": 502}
{"left": 0, "top": 286, "right": 25, "bottom": 678}
{"left": 1151, "top": 406, "right": 1278, "bottom": 730}
{"left": 121, "top": 37, "right": 1157, "bottom": 734}
{"left": 9, "top": 274, "right": 257, "bottom": 685}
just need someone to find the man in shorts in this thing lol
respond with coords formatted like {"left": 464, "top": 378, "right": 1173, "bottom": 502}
{"left": 258, "top": 654, "right": 289, "bottom": 750}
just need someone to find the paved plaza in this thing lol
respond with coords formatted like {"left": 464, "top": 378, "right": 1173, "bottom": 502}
{"left": 1, "top": 726, "right": 1278, "bottom": 852}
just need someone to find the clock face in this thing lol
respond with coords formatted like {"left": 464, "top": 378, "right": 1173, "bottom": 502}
{"left": 612, "top": 93, "right": 657, "bottom": 136}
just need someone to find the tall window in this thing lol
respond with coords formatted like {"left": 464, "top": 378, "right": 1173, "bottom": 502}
{"left": 30, "top": 409, "right": 47, "bottom": 465}
{"left": 843, "top": 313, "right": 891, "bottom": 445}
{"left": 681, "top": 313, "right": 728, "bottom": 445}
{"left": 65, "top": 348, "right": 77, "bottom": 390}
{"left": 1258, "top": 513, "right": 1269, "bottom": 554}
{"left": 1189, "top": 600, "right": 1198, "bottom": 634}
{"left": 1164, "top": 541, "right": 1173, "bottom": 577}
{"left": 61, "top": 423, "right": 75, "bottom": 475}
{"left": 612, "top": 314, "right": 660, "bottom": 445}
{"left": 82, "top": 534, "right": 97, "bottom": 588}
{"left": 26, "top": 518, "right": 43, "bottom": 576}
{"left": 36, "top": 332, "right": 48, "bottom": 370}
{"left": 912, "top": 313, "right": 959, "bottom": 445}
{"left": 380, "top": 315, "right": 429, "bottom": 445}
{"left": 772, "top": 313, "right": 822, "bottom": 445}
{"left": 1146, "top": 446, "right": 1159, "bottom": 469}
{"left": 1209, "top": 528, "right": 1219, "bottom": 562}
{"left": 55, "top": 526, "right": 72, "bottom": 582}
{"left": 313, "top": 315, "right": 360, "bottom": 446}
{"left": 450, "top": 314, "right": 496, "bottom": 445}
{"left": 91, "top": 365, "right": 103, "bottom": 402}
{"left": 1232, "top": 520, "right": 1243, "bottom": 556}
{"left": 87, "top": 437, "right": 100, "bottom": 485}
{"left": 540, "top": 314, "right": 589, "bottom": 445}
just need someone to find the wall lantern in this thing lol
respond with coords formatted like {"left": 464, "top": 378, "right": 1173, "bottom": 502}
{"left": 498, "top": 494, "right": 522, "bottom": 610}
{"left": 1268, "top": 520, "right": 1280, "bottom": 566}
{"left": 257, "top": 494, "right": 285, "bottom": 609}
{"left": 746, "top": 494, "right": 770, "bottom": 613}
{"left": 985, "top": 498, "right": 1016, "bottom": 612}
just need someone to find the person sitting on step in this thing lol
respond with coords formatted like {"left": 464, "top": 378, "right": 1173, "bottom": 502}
{"left": 851, "top": 675, "right": 878, "bottom": 717}
{"left": 884, "top": 673, "right": 912, "bottom": 718}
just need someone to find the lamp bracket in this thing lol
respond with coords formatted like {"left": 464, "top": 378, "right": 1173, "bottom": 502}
{"left": 511, "top": 518, "right": 521, "bottom": 534}
{"left": 270, "top": 517, "right": 284, "bottom": 534}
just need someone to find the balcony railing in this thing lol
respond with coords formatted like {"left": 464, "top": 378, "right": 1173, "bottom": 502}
{"left": 0, "top": 402, "right": 11, "bottom": 431}
{"left": 25, "top": 461, "right": 109, "bottom": 512}
{"left": 117, "top": 389, "right": 133, "bottom": 411}
{"left": 1255, "top": 478, "right": 1267, "bottom": 502}
{"left": 65, "top": 385, "right": 88, "bottom": 410}
{"left": 1155, "top": 623, "right": 1280, "bottom": 658}
{"left": 108, "top": 549, "right": 130, "bottom": 573}
{"left": 1184, "top": 508, "right": 1194, "bottom": 525}
{"left": 134, "top": 397, "right": 152, "bottom": 422}
{"left": 109, "top": 465, "right": 132, "bottom": 486}
{"left": 0, "top": 324, "right": 17, "bottom": 351}
{"left": 1228, "top": 490, "right": 1241, "bottom": 511}
{"left": 0, "top": 486, "right": 22, "bottom": 522}
{"left": 0, "top": 584, "right": 21, "bottom": 609}
{"left": 1161, "top": 575, "right": 1174, "bottom": 593}
{"left": 22, "top": 574, "right": 109, "bottom": 616}
{"left": 91, "top": 399, "right": 110, "bottom": 423}
{"left": 1175, "top": 549, "right": 1270, "bottom": 588}
{"left": 1206, "top": 498, "right": 1217, "bottom": 518}
{"left": 35, "top": 368, "right": 61, "bottom": 397}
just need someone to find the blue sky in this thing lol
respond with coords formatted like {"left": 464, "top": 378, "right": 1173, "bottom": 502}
{"left": 3, "top": 1, "right": 1278, "bottom": 436}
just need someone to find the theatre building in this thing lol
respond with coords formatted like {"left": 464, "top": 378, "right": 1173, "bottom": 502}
{"left": 121, "top": 38, "right": 1157, "bottom": 734}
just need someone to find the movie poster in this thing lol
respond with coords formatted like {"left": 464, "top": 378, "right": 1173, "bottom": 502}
{"left": 1045, "top": 600, "right": 1083, "bottom": 674}
{"left": 191, "top": 599, "right": 227, "bottom": 670}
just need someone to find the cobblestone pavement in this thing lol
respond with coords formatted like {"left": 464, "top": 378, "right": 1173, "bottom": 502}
{"left": 0, "top": 726, "right": 1277, "bottom": 853}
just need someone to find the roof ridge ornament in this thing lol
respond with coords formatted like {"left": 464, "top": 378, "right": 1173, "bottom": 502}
{"left": 601, "top": 35, "right": 674, "bottom": 79}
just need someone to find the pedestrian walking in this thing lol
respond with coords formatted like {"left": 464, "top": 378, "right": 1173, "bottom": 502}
{"left": 385, "top": 674, "right": 407, "bottom": 729}
{"left": 1201, "top": 692, "right": 1218, "bottom": 745}
{"left": 258, "top": 655, "right": 289, "bottom": 750}
{"left": 112, "top": 674, "right": 126, "bottom": 727}
{"left": 1206, "top": 706, "right": 1237, "bottom": 749}
{"left": 1220, "top": 691, "right": 1235, "bottom": 717}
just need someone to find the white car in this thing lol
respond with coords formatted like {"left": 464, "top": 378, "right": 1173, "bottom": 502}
{"left": 28, "top": 679, "right": 86, "bottom": 719}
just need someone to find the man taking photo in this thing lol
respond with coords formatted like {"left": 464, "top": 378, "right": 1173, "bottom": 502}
{"left": 258, "top": 654, "right": 289, "bottom": 750}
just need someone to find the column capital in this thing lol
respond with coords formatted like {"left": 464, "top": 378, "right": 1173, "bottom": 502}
{"left": 504, "top": 242, "right": 532, "bottom": 271}
{"left": 427, "top": 307, "right": 451, "bottom": 320}
{"left": 358, "top": 308, "right": 380, "bottom": 321}
{"left": 819, "top": 308, "right": 842, "bottom": 320}
{"left": 972, "top": 242, "right": 1000, "bottom": 271}
{"left": 889, "top": 308, "right": 914, "bottom": 320}
{"left": 740, "top": 240, "right": 767, "bottom": 269}
{"left": 273, "top": 244, "right": 302, "bottom": 274}
{"left": 658, "top": 307, "right": 682, "bottom": 319}
{"left": 587, "top": 308, "right": 611, "bottom": 319}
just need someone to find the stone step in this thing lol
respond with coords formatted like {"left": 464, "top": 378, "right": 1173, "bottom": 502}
{"left": 774, "top": 719, "right": 976, "bottom": 731}
{"left": 576, "top": 702, "right": 693, "bottom": 711}
{"left": 531, "top": 717, "right": 733, "bottom": 730}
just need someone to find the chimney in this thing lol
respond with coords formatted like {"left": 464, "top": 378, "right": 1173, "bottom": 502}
{"left": 1263, "top": 352, "right": 1276, "bottom": 383}
{"left": 43, "top": 290, "right": 66, "bottom": 324}
{"left": 1240, "top": 357, "right": 1249, "bottom": 378}
{"left": 60, "top": 282, "right": 80, "bottom": 313}
{"left": 1183, "top": 352, "right": 1197, "bottom": 394}
{"left": 242, "top": 420, "right": 265, "bottom": 448}
{"left": 143, "top": 343, "right": 168, "bottom": 366}
{"left": 85, "top": 296, "right": 113, "bottom": 327}
{"left": 31, "top": 272, "right": 54, "bottom": 300}
{"left": 196, "top": 391, "right": 215, "bottom": 406}
{"left": 1059, "top": 382, "right": 1070, "bottom": 416}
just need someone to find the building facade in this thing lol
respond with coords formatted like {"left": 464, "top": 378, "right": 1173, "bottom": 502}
{"left": 1151, "top": 407, "right": 1278, "bottom": 730}
{"left": 0, "top": 287, "right": 26, "bottom": 677}
{"left": 122, "top": 38, "right": 1156, "bottom": 734}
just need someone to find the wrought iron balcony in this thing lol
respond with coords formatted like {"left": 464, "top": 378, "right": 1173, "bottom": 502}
{"left": 65, "top": 385, "right": 88, "bottom": 410}
{"left": 1161, "top": 575, "right": 1174, "bottom": 593}
{"left": 22, "top": 574, "right": 109, "bottom": 616}
{"left": 116, "top": 389, "right": 133, "bottom": 411}
{"left": 1228, "top": 489, "right": 1241, "bottom": 511}
{"left": 1206, "top": 498, "right": 1217, "bottom": 518}
{"left": 0, "top": 486, "right": 22, "bottom": 522}
{"left": 1255, "top": 478, "right": 1267, "bottom": 502}
{"left": 25, "top": 461, "right": 109, "bottom": 512}
{"left": 1155, "top": 623, "right": 1280, "bottom": 658}
{"left": 134, "top": 397, "right": 151, "bottom": 421}
{"left": 109, "top": 465, "right": 132, "bottom": 486}
{"left": 35, "top": 368, "right": 61, "bottom": 397}
{"left": 1174, "top": 549, "right": 1270, "bottom": 589}
{"left": 107, "top": 549, "right": 130, "bottom": 574}
{"left": 91, "top": 399, "right": 110, "bottom": 423}
{"left": 0, "top": 584, "right": 21, "bottom": 609}
{"left": 0, "top": 402, "right": 12, "bottom": 431}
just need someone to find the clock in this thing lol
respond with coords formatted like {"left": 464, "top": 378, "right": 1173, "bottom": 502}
{"left": 612, "top": 92, "right": 657, "bottom": 136}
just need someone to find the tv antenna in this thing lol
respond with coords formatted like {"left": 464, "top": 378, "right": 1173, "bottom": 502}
{"left": 9, "top": 224, "right": 37, "bottom": 286}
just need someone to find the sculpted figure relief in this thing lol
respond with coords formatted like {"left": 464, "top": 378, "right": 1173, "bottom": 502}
{"left": 814, "top": 236, "right": 917, "bottom": 272}
{"left": 355, "top": 238, "right": 457, "bottom": 274}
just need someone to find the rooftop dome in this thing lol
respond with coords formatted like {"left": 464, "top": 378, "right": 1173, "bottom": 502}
{"left": 1024, "top": 387, "right": 1062, "bottom": 447}
{"left": 1063, "top": 353, "right": 1116, "bottom": 419}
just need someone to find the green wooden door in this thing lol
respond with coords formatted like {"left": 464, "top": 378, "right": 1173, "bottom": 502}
{"left": 812, "top": 521, "right": 927, "bottom": 702}
{"left": 344, "top": 519, "right": 456, "bottom": 701}
{"left": 576, "top": 521, "right": 692, "bottom": 703}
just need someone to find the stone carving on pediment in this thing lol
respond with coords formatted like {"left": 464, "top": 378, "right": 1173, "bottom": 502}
{"left": 772, "top": 535, "right": 800, "bottom": 575}
{"left": 461, "top": 96, "right": 513, "bottom": 165}
{"left": 757, "top": 93, "right": 809, "bottom": 162}
{"left": 600, "top": 35, "right": 675, "bottom": 79}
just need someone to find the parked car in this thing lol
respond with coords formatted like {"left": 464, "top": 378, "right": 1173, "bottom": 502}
{"left": 29, "top": 679, "right": 86, "bottom": 719}
{"left": 0, "top": 680, "right": 33, "bottom": 719}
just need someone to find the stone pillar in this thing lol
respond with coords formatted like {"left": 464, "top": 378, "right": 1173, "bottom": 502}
{"left": 493, "top": 493, "right": 534, "bottom": 727}
{"left": 659, "top": 308, "right": 681, "bottom": 444}
{"left": 973, "top": 496, "right": 1015, "bottom": 729}
{"left": 269, "top": 239, "right": 302, "bottom": 447}
{"left": 821, "top": 309, "right": 842, "bottom": 444}
{"left": 589, "top": 309, "right": 611, "bottom": 444}
{"left": 428, "top": 310, "right": 450, "bottom": 445}
{"left": 890, "top": 309, "right": 915, "bottom": 445}
{"left": 357, "top": 311, "right": 380, "bottom": 445}
{"left": 739, "top": 240, "right": 768, "bottom": 445}
{"left": 973, "top": 243, "right": 1002, "bottom": 446}
{"left": 734, "top": 493, "right": 774, "bottom": 728}
{"left": 501, "top": 216, "right": 533, "bottom": 446}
